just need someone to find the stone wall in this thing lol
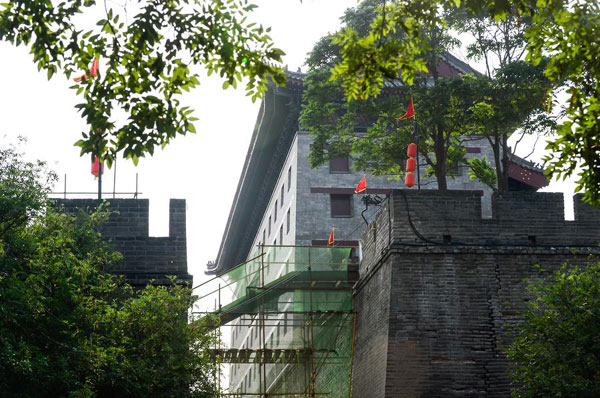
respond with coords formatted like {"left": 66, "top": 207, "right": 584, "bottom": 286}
{"left": 353, "top": 190, "right": 600, "bottom": 398}
{"left": 54, "top": 199, "right": 192, "bottom": 287}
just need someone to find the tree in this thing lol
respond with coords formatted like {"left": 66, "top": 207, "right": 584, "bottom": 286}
{"left": 0, "top": 142, "right": 219, "bottom": 397}
{"left": 507, "top": 263, "right": 600, "bottom": 397}
{"left": 465, "top": 59, "right": 554, "bottom": 191}
{"left": 330, "top": 0, "right": 600, "bottom": 204}
{"left": 301, "top": 0, "right": 471, "bottom": 190}
{"left": 0, "top": 0, "right": 286, "bottom": 165}
{"left": 300, "top": 0, "right": 551, "bottom": 191}
{"left": 453, "top": 10, "right": 554, "bottom": 192}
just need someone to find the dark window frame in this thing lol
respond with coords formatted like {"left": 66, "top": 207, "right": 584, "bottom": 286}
{"left": 330, "top": 194, "right": 353, "bottom": 218}
{"left": 329, "top": 156, "right": 350, "bottom": 173}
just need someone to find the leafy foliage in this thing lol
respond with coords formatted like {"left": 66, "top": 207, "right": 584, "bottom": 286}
{"left": 329, "top": 0, "right": 600, "bottom": 204}
{"left": 0, "top": 144, "right": 218, "bottom": 397}
{"left": 301, "top": 0, "right": 552, "bottom": 191}
{"left": 507, "top": 263, "right": 600, "bottom": 397}
{"left": 467, "top": 157, "right": 497, "bottom": 189}
{"left": 0, "top": 0, "right": 286, "bottom": 165}
{"left": 534, "top": 2, "right": 600, "bottom": 205}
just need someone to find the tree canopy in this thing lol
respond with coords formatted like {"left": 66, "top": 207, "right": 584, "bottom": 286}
{"left": 300, "top": 0, "right": 553, "bottom": 191}
{"left": 0, "top": 142, "right": 218, "bottom": 397}
{"left": 507, "top": 263, "right": 600, "bottom": 397}
{"left": 0, "top": 0, "right": 286, "bottom": 166}
{"left": 329, "top": 0, "right": 600, "bottom": 204}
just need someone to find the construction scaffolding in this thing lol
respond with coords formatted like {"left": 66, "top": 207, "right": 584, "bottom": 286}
{"left": 193, "top": 245, "right": 358, "bottom": 397}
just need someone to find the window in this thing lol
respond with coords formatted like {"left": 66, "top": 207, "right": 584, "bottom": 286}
{"left": 329, "top": 156, "right": 350, "bottom": 173}
{"left": 281, "top": 185, "right": 284, "bottom": 206}
{"left": 279, "top": 225, "right": 283, "bottom": 245}
{"left": 286, "top": 209, "right": 290, "bottom": 234}
{"left": 274, "top": 200, "right": 278, "bottom": 221}
{"left": 262, "top": 229, "right": 266, "bottom": 246}
{"left": 268, "top": 216, "right": 271, "bottom": 236}
{"left": 287, "top": 166, "right": 292, "bottom": 191}
{"left": 330, "top": 194, "right": 353, "bottom": 217}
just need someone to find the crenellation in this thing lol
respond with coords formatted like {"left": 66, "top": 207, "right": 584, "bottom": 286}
{"left": 54, "top": 198, "right": 192, "bottom": 288}
{"left": 354, "top": 189, "right": 600, "bottom": 397}
{"left": 382, "top": 190, "right": 600, "bottom": 247}
{"left": 573, "top": 193, "right": 600, "bottom": 224}
{"left": 492, "top": 192, "right": 564, "bottom": 221}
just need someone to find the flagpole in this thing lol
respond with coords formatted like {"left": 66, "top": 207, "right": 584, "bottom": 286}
{"left": 411, "top": 96, "right": 421, "bottom": 190}
{"left": 414, "top": 118, "right": 421, "bottom": 190}
{"left": 98, "top": 154, "right": 102, "bottom": 200}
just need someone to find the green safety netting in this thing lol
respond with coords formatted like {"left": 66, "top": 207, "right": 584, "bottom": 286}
{"left": 193, "top": 246, "right": 355, "bottom": 397}
{"left": 194, "top": 246, "right": 353, "bottom": 317}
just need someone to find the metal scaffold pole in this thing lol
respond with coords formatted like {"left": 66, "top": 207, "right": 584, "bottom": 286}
{"left": 308, "top": 247, "right": 316, "bottom": 397}
{"left": 193, "top": 245, "right": 356, "bottom": 398}
{"left": 261, "top": 244, "right": 267, "bottom": 398}
{"left": 218, "top": 284, "right": 222, "bottom": 394}
{"left": 347, "top": 311, "right": 358, "bottom": 398}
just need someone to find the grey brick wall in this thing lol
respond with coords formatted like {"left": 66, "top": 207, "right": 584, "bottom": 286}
{"left": 293, "top": 132, "right": 499, "bottom": 249}
{"left": 54, "top": 199, "right": 192, "bottom": 287}
{"left": 353, "top": 190, "right": 600, "bottom": 398}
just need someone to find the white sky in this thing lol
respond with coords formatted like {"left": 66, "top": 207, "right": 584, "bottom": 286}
{"left": 0, "top": 0, "right": 574, "bottom": 286}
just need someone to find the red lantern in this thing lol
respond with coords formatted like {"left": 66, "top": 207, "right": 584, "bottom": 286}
{"left": 405, "top": 172, "right": 415, "bottom": 187}
{"left": 91, "top": 157, "right": 104, "bottom": 177}
{"left": 407, "top": 143, "right": 417, "bottom": 158}
{"left": 406, "top": 158, "right": 416, "bottom": 173}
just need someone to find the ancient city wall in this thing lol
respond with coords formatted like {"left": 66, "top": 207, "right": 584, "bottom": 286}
{"left": 354, "top": 190, "right": 600, "bottom": 398}
{"left": 54, "top": 199, "right": 192, "bottom": 287}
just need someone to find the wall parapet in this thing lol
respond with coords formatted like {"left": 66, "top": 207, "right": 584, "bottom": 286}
{"left": 54, "top": 198, "right": 191, "bottom": 287}
{"left": 354, "top": 189, "right": 600, "bottom": 397}
{"left": 360, "top": 190, "right": 600, "bottom": 274}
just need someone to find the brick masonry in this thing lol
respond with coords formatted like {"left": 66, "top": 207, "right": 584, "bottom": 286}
{"left": 54, "top": 199, "right": 192, "bottom": 287}
{"left": 353, "top": 190, "right": 600, "bottom": 398}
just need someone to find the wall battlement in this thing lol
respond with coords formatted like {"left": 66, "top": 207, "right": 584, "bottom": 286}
{"left": 353, "top": 190, "right": 600, "bottom": 398}
{"left": 360, "top": 190, "right": 600, "bottom": 274}
{"left": 54, "top": 199, "right": 191, "bottom": 287}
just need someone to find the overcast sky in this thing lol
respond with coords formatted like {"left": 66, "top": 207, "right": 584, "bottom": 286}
{"left": 0, "top": 0, "right": 574, "bottom": 286}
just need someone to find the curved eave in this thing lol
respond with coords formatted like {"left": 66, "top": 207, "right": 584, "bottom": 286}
{"left": 507, "top": 160, "right": 549, "bottom": 190}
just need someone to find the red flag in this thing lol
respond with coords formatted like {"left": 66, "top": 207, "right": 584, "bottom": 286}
{"left": 90, "top": 57, "right": 99, "bottom": 78}
{"left": 355, "top": 175, "right": 367, "bottom": 193}
{"left": 397, "top": 98, "right": 415, "bottom": 120}
{"left": 74, "top": 57, "right": 99, "bottom": 82}
{"left": 327, "top": 227, "right": 335, "bottom": 246}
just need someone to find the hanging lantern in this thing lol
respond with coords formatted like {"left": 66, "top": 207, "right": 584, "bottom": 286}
{"left": 407, "top": 143, "right": 417, "bottom": 158}
{"left": 91, "top": 157, "right": 104, "bottom": 177}
{"left": 405, "top": 172, "right": 415, "bottom": 187}
{"left": 405, "top": 142, "right": 417, "bottom": 187}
